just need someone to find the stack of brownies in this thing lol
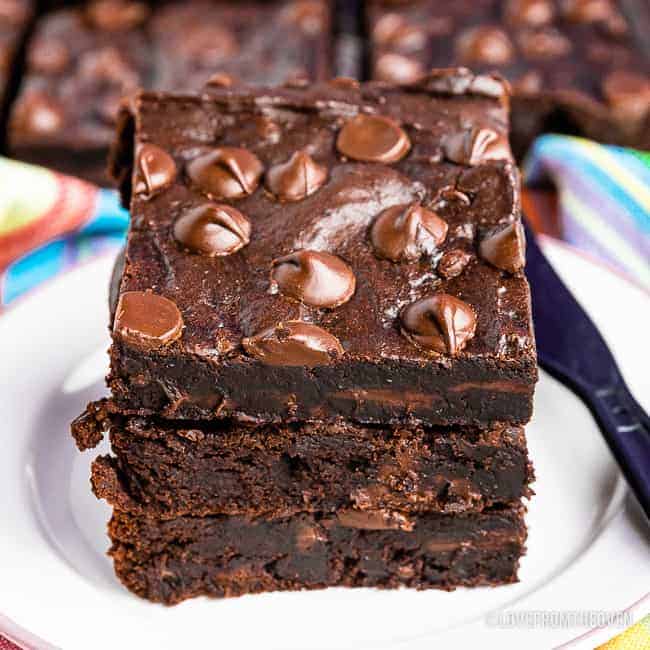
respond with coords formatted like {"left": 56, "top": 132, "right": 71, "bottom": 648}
{"left": 71, "top": 67, "right": 538, "bottom": 604}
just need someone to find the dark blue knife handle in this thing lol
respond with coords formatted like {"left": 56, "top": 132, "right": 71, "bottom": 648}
{"left": 544, "top": 359, "right": 650, "bottom": 518}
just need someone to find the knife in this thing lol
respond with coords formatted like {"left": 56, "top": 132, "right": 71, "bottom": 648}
{"left": 524, "top": 220, "right": 650, "bottom": 518}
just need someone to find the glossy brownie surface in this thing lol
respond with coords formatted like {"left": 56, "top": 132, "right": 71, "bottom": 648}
{"left": 107, "top": 70, "right": 537, "bottom": 425}
{"left": 109, "top": 506, "right": 527, "bottom": 603}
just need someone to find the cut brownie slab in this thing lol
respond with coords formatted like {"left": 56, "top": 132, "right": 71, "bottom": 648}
{"left": 8, "top": 0, "right": 332, "bottom": 183}
{"left": 73, "top": 400, "right": 533, "bottom": 518}
{"left": 107, "top": 70, "right": 537, "bottom": 427}
{"left": 366, "top": 0, "right": 650, "bottom": 156}
{"left": 108, "top": 506, "right": 527, "bottom": 603}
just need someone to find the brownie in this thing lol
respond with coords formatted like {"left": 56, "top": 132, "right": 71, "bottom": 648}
{"left": 8, "top": 0, "right": 332, "bottom": 183}
{"left": 106, "top": 70, "right": 537, "bottom": 427}
{"left": 0, "top": 0, "right": 33, "bottom": 139}
{"left": 107, "top": 506, "right": 527, "bottom": 603}
{"left": 366, "top": 0, "right": 650, "bottom": 156}
{"left": 72, "top": 400, "right": 533, "bottom": 518}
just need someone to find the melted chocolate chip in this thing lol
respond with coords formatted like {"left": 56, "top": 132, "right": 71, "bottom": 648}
{"left": 12, "top": 92, "right": 64, "bottom": 136}
{"left": 370, "top": 203, "right": 448, "bottom": 262}
{"left": 442, "top": 127, "right": 512, "bottom": 166}
{"left": 174, "top": 204, "right": 251, "bottom": 257}
{"left": 337, "top": 509, "right": 414, "bottom": 531}
{"left": 114, "top": 291, "right": 183, "bottom": 350}
{"left": 177, "top": 24, "right": 238, "bottom": 65}
{"left": 0, "top": 0, "right": 31, "bottom": 25}
{"left": 28, "top": 39, "right": 70, "bottom": 75}
{"left": 270, "top": 250, "right": 356, "bottom": 308}
{"left": 456, "top": 26, "right": 514, "bottom": 65}
{"left": 400, "top": 294, "right": 477, "bottom": 355}
{"left": 328, "top": 77, "right": 361, "bottom": 90}
{"left": 479, "top": 223, "right": 526, "bottom": 273}
{"left": 134, "top": 144, "right": 176, "bottom": 197}
{"left": 85, "top": 0, "right": 149, "bottom": 31}
{"left": 517, "top": 28, "right": 572, "bottom": 59}
{"left": 205, "top": 72, "right": 236, "bottom": 87}
{"left": 373, "top": 14, "right": 427, "bottom": 51}
{"left": 242, "top": 321, "right": 344, "bottom": 366}
{"left": 283, "top": 0, "right": 326, "bottom": 35}
{"left": 337, "top": 114, "right": 411, "bottom": 163}
{"left": 602, "top": 71, "right": 650, "bottom": 122}
{"left": 187, "top": 148, "right": 263, "bottom": 200}
{"left": 438, "top": 249, "right": 473, "bottom": 279}
{"left": 265, "top": 151, "right": 328, "bottom": 202}
{"left": 561, "top": 0, "right": 613, "bottom": 23}
{"left": 375, "top": 53, "right": 425, "bottom": 85}
{"left": 504, "top": 0, "right": 555, "bottom": 27}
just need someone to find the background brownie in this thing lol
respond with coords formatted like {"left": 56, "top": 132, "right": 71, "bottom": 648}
{"left": 107, "top": 71, "right": 537, "bottom": 427}
{"left": 74, "top": 401, "right": 533, "bottom": 518}
{"left": 366, "top": 0, "right": 650, "bottom": 156}
{"left": 8, "top": 0, "right": 333, "bottom": 183}
{"left": 0, "top": 0, "right": 33, "bottom": 145}
{"left": 108, "top": 506, "right": 527, "bottom": 603}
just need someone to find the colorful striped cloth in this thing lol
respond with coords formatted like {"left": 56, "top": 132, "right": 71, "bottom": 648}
{"left": 525, "top": 135, "right": 650, "bottom": 289}
{"left": 0, "top": 158, "right": 128, "bottom": 306}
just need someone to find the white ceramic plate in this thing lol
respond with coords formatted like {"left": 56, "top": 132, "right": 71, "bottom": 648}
{"left": 0, "top": 238, "right": 648, "bottom": 650}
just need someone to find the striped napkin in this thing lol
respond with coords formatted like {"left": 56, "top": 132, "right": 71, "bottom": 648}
{"left": 525, "top": 135, "right": 650, "bottom": 289}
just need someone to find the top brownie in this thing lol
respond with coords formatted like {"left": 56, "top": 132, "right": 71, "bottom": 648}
{"left": 108, "top": 69, "right": 537, "bottom": 426}
{"left": 367, "top": 0, "right": 650, "bottom": 155}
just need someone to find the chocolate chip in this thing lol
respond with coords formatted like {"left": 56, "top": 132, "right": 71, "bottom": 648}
{"left": 187, "top": 148, "right": 263, "bottom": 200}
{"left": 443, "top": 127, "right": 512, "bottom": 166}
{"left": 375, "top": 53, "right": 425, "bottom": 85}
{"left": 114, "top": 291, "right": 183, "bottom": 350}
{"left": 177, "top": 24, "right": 238, "bottom": 65}
{"left": 371, "top": 203, "right": 448, "bottom": 262}
{"left": 0, "top": 0, "right": 31, "bottom": 24}
{"left": 12, "top": 92, "right": 64, "bottom": 136}
{"left": 205, "top": 72, "right": 237, "bottom": 87}
{"left": 512, "top": 70, "right": 544, "bottom": 94}
{"left": 438, "top": 249, "right": 473, "bottom": 279}
{"left": 270, "top": 250, "right": 355, "bottom": 308}
{"left": 255, "top": 116, "right": 282, "bottom": 143}
{"left": 561, "top": 0, "right": 613, "bottom": 23}
{"left": 372, "top": 14, "right": 427, "bottom": 51}
{"left": 337, "top": 509, "right": 414, "bottom": 531}
{"left": 337, "top": 114, "right": 411, "bottom": 164}
{"left": 134, "top": 144, "right": 176, "bottom": 197}
{"left": 174, "top": 204, "right": 251, "bottom": 257}
{"left": 602, "top": 71, "right": 650, "bottom": 122}
{"left": 400, "top": 294, "right": 477, "bottom": 355}
{"left": 517, "top": 28, "right": 572, "bottom": 60}
{"left": 456, "top": 26, "right": 514, "bottom": 65}
{"left": 243, "top": 321, "right": 344, "bottom": 367}
{"left": 265, "top": 151, "right": 328, "bottom": 202}
{"left": 294, "top": 522, "right": 325, "bottom": 552}
{"left": 479, "top": 222, "right": 526, "bottom": 273}
{"left": 28, "top": 39, "right": 70, "bottom": 75}
{"left": 283, "top": 0, "right": 326, "bottom": 35}
{"left": 504, "top": 0, "right": 555, "bottom": 27}
{"left": 78, "top": 47, "right": 139, "bottom": 88}
{"left": 85, "top": 0, "right": 149, "bottom": 31}
{"left": 328, "top": 77, "right": 360, "bottom": 90}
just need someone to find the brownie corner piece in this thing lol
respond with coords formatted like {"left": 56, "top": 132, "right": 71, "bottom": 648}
{"left": 107, "top": 70, "right": 537, "bottom": 427}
